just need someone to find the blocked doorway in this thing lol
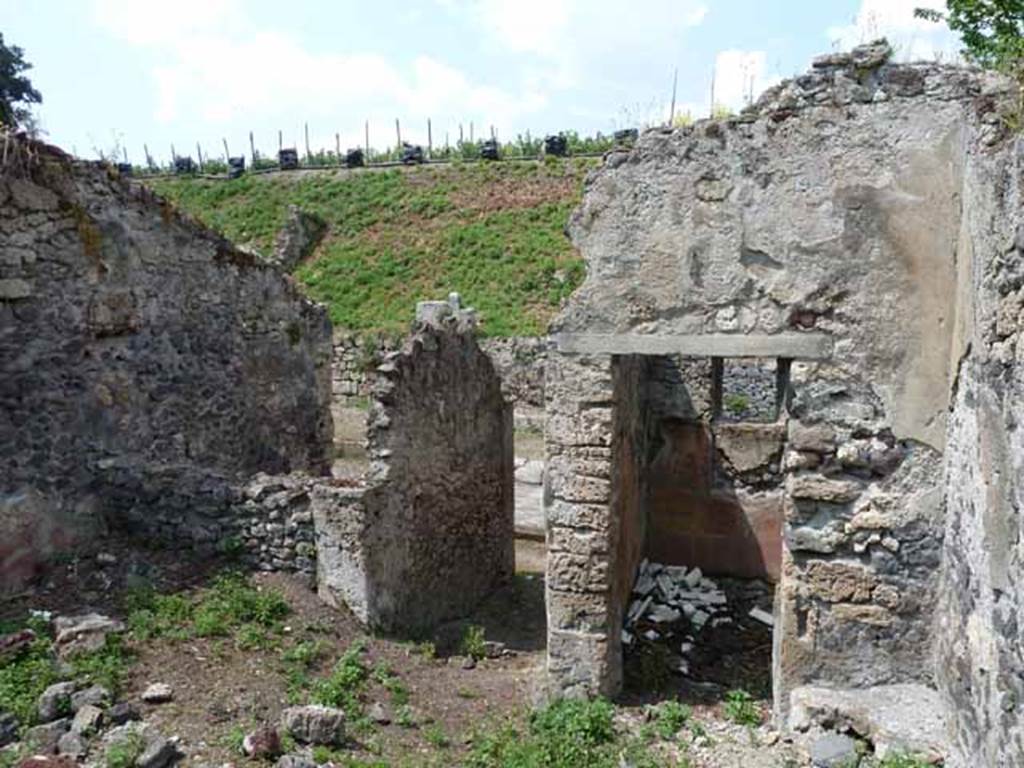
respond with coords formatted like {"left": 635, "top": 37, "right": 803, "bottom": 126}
{"left": 618, "top": 353, "right": 787, "bottom": 698}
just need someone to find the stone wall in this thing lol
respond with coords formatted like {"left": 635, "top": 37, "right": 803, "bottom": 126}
{"left": 543, "top": 41, "right": 1013, "bottom": 733}
{"left": 0, "top": 136, "right": 333, "bottom": 589}
{"left": 331, "top": 331, "right": 546, "bottom": 410}
{"left": 933, "top": 114, "right": 1024, "bottom": 766}
{"left": 479, "top": 336, "right": 548, "bottom": 407}
{"left": 315, "top": 301, "right": 514, "bottom": 634}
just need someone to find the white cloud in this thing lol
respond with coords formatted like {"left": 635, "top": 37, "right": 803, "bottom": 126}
{"left": 91, "top": 0, "right": 242, "bottom": 45}
{"left": 90, "top": 0, "right": 544, "bottom": 145}
{"left": 713, "top": 50, "right": 781, "bottom": 112}
{"left": 826, "top": 0, "right": 960, "bottom": 62}
{"left": 455, "top": 0, "right": 709, "bottom": 91}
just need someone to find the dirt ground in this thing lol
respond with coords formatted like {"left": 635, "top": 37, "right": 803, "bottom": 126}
{"left": 1, "top": 535, "right": 818, "bottom": 767}
{"left": 2, "top": 540, "right": 549, "bottom": 767}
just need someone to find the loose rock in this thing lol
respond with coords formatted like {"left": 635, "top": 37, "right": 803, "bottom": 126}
{"left": 242, "top": 726, "right": 282, "bottom": 759}
{"left": 54, "top": 614, "right": 125, "bottom": 657}
{"left": 141, "top": 684, "right": 174, "bottom": 704}
{"left": 70, "top": 685, "right": 111, "bottom": 712}
{"left": 810, "top": 732, "right": 860, "bottom": 767}
{"left": 71, "top": 704, "right": 103, "bottom": 735}
{"left": 281, "top": 705, "right": 346, "bottom": 746}
{"left": 37, "top": 682, "right": 75, "bottom": 723}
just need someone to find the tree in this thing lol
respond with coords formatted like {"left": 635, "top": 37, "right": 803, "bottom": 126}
{"left": 916, "top": 1, "right": 1024, "bottom": 70}
{"left": 0, "top": 33, "right": 42, "bottom": 129}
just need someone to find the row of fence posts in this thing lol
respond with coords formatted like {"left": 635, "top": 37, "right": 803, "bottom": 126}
{"left": 146, "top": 118, "right": 508, "bottom": 175}
{"left": 122, "top": 119, "right": 638, "bottom": 178}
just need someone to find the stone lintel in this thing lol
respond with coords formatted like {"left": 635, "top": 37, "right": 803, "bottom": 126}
{"left": 552, "top": 332, "right": 832, "bottom": 360}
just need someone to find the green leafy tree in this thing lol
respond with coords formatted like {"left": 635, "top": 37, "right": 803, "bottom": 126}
{"left": 0, "top": 33, "right": 41, "bottom": 129}
{"left": 915, "top": 1, "right": 1024, "bottom": 70}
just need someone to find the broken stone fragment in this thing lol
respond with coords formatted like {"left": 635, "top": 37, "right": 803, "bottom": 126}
{"left": 809, "top": 732, "right": 859, "bottom": 768}
{"left": 281, "top": 705, "right": 346, "bottom": 746}
{"left": 0, "top": 712, "right": 18, "bottom": 748}
{"left": 242, "top": 726, "right": 283, "bottom": 759}
{"left": 106, "top": 702, "right": 141, "bottom": 725}
{"left": 54, "top": 614, "right": 125, "bottom": 657}
{"left": 368, "top": 702, "right": 391, "bottom": 725}
{"left": 70, "top": 704, "right": 104, "bottom": 735}
{"left": 70, "top": 685, "right": 111, "bottom": 712}
{"left": 56, "top": 730, "right": 87, "bottom": 760}
{"left": 25, "top": 718, "right": 71, "bottom": 754}
{"left": 38, "top": 682, "right": 75, "bottom": 723}
{"left": 141, "top": 683, "right": 174, "bottom": 704}
{"left": 648, "top": 606, "right": 681, "bottom": 624}
{"left": 276, "top": 756, "right": 316, "bottom": 768}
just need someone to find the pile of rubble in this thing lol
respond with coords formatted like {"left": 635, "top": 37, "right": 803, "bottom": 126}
{"left": 623, "top": 560, "right": 773, "bottom": 678}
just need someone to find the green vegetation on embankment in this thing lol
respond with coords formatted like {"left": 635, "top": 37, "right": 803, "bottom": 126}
{"left": 148, "top": 158, "right": 597, "bottom": 337}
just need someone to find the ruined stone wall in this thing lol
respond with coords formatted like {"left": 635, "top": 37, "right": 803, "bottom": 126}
{"left": 331, "top": 331, "right": 546, "bottom": 410}
{"left": 544, "top": 45, "right": 1013, "bottom": 716}
{"left": 0, "top": 137, "right": 333, "bottom": 586}
{"left": 934, "top": 125, "right": 1024, "bottom": 766}
{"left": 316, "top": 307, "right": 514, "bottom": 634}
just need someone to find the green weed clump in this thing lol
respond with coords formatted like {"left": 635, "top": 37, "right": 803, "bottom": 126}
{"left": 460, "top": 625, "right": 488, "bottom": 661}
{"left": 0, "top": 616, "right": 134, "bottom": 732}
{"left": 723, "top": 689, "right": 762, "bottom": 727}
{"left": 465, "top": 698, "right": 660, "bottom": 768}
{"left": 310, "top": 640, "right": 371, "bottom": 719}
{"left": 877, "top": 754, "right": 934, "bottom": 768}
{"left": 653, "top": 700, "right": 692, "bottom": 740}
{"left": 104, "top": 730, "right": 145, "bottom": 768}
{"left": 0, "top": 636, "right": 60, "bottom": 726}
{"left": 125, "top": 571, "right": 289, "bottom": 643}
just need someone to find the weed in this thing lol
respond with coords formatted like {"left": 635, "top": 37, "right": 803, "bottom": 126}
{"left": 460, "top": 625, "right": 488, "bottom": 661}
{"left": 129, "top": 571, "right": 290, "bottom": 643}
{"left": 410, "top": 640, "right": 435, "bottom": 660}
{"left": 68, "top": 635, "right": 133, "bottom": 694}
{"left": 456, "top": 687, "right": 479, "bottom": 699}
{"left": 423, "top": 724, "right": 450, "bottom": 748}
{"left": 723, "top": 392, "right": 751, "bottom": 417}
{"left": 282, "top": 638, "right": 331, "bottom": 667}
{"left": 395, "top": 704, "right": 416, "bottom": 728}
{"left": 653, "top": 700, "right": 692, "bottom": 740}
{"left": 723, "top": 689, "right": 761, "bottom": 727}
{"left": 311, "top": 641, "right": 371, "bottom": 718}
{"left": 104, "top": 730, "right": 145, "bottom": 768}
{"left": 373, "top": 662, "right": 409, "bottom": 706}
{"left": 877, "top": 754, "right": 934, "bottom": 768}
{"left": 0, "top": 636, "right": 59, "bottom": 726}
{"left": 465, "top": 698, "right": 651, "bottom": 768}
{"left": 224, "top": 725, "right": 246, "bottom": 754}
{"left": 235, "top": 623, "right": 275, "bottom": 651}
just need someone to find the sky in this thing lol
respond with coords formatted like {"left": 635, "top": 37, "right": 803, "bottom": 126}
{"left": 1, "top": 0, "right": 960, "bottom": 165}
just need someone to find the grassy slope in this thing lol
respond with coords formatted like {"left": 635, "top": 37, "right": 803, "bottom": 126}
{"left": 148, "top": 158, "right": 596, "bottom": 337}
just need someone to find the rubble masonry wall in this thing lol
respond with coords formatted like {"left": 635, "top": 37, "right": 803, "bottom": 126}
{"left": 544, "top": 46, "right": 1013, "bottom": 736}
{"left": 0, "top": 139, "right": 333, "bottom": 588}
{"left": 315, "top": 317, "right": 515, "bottom": 634}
